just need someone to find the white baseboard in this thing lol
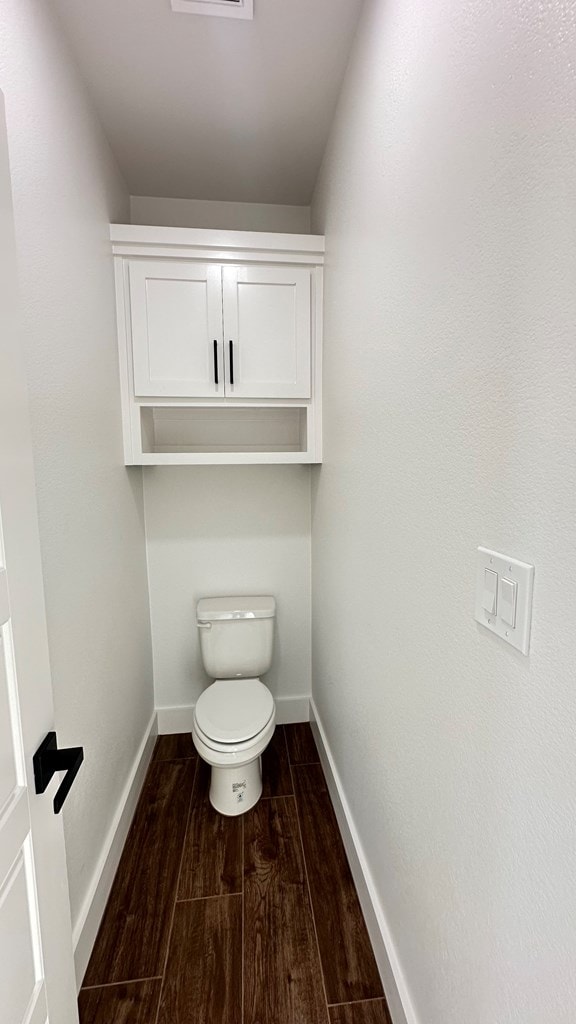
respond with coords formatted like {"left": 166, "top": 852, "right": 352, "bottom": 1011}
{"left": 310, "top": 699, "right": 419, "bottom": 1024}
{"left": 72, "top": 711, "right": 158, "bottom": 989}
{"left": 156, "top": 694, "right": 310, "bottom": 734}
{"left": 156, "top": 703, "right": 196, "bottom": 733}
{"left": 275, "top": 695, "right": 310, "bottom": 724}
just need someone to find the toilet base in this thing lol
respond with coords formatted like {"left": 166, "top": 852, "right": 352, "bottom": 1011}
{"left": 209, "top": 756, "right": 262, "bottom": 816}
{"left": 191, "top": 709, "right": 275, "bottom": 817}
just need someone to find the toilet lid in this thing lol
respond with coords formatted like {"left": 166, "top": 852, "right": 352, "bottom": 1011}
{"left": 195, "top": 678, "right": 274, "bottom": 744}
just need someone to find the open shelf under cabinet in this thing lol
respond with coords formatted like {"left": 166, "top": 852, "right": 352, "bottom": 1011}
{"left": 128, "top": 404, "right": 318, "bottom": 465}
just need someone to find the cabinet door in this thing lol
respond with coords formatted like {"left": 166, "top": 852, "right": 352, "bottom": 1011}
{"left": 129, "top": 261, "right": 223, "bottom": 397}
{"left": 222, "top": 266, "right": 311, "bottom": 398}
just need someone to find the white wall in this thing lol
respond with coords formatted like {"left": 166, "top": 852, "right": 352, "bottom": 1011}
{"left": 144, "top": 466, "right": 311, "bottom": 719}
{"left": 311, "top": 2, "right": 576, "bottom": 1023}
{"left": 0, "top": 1, "right": 153, "bottom": 932}
{"left": 130, "top": 194, "right": 311, "bottom": 233}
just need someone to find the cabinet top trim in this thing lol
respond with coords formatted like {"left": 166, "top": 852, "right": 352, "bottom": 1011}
{"left": 110, "top": 224, "right": 325, "bottom": 262}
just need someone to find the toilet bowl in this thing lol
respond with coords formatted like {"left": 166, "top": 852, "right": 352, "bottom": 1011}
{"left": 192, "top": 597, "right": 276, "bottom": 815}
{"left": 192, "top": 678, "right": 275, "bottom": 814}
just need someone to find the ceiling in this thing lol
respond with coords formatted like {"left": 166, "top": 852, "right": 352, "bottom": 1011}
{"left": 50, "top": 0, "right": 364, "bottom": 205}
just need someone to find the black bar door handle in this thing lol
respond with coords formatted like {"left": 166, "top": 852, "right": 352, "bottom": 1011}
{"left": 33, "top": 732, "right": 84, "bottom": 814}
{"left": 229, "top": 340, "right": 234, "bottom": 385}
{"left": 213, "top": 339, "right": 219, "bottom": 385}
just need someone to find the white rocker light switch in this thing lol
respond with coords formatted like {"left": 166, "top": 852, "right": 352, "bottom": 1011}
{"left": 482, "top": 569, "right": 498, "bottom": 615}
{"left": 474, "top": 547, "right": 534, "bottom": 655}
{"left": 499, "top": 577, "right": 517, "bottom": 628}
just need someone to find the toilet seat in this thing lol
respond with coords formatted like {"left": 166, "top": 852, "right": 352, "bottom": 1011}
{"left": 194, "top": 678, "right": 274, "bottom": 746}
{"left": 192, "top": 696, "right": 276, "bottom": 770}
{"left": 193, "top": 718, "right": 274, "bottom": 757}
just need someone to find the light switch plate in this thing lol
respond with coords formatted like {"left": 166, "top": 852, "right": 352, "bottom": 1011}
{"left": 474, "top": 547, "right": 534, "bottom": 655}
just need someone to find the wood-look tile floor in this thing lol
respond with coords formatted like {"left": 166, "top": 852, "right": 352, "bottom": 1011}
{"left": 79, "top": 724, "right": 391, "bottom": 1024}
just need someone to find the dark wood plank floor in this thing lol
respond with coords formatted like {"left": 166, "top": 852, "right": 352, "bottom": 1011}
{"left": 245, "top": 796, "right": 328, "bottom": 1024}
{"left": 330, "top": 1000, "right": 393, "bottom": 1024}
{"left": 178, "top": 758, "right": 243, "bottom": 900}
{"left": 152, "top": 732, "right": 195, "bottom": 762}
{"left": 79, "top": 723, "right": 390, "bottom": 1024}
{"left": 284, "top": 720, "right": 321, "bottom": 764}
{"left": 293, "top": 763, "right": 384, "bottom": 1004}
{"left": 82, "top": 758, "right": 194, "bottom": 987}
{"left": 78, "top": 981, "right": 163, "bottom": 1024}
{"left": 158, "top": 895, "right": 242, "bottom": 1024}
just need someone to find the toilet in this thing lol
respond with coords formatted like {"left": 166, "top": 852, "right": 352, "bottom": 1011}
{"left": 192, "top": 595, "right": 276, "bottom": 816}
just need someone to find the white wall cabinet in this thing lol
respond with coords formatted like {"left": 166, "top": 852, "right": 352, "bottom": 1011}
{"left": 222, "top": 265, "right": 311, "bottom": 399}
{"left": 111, "top": 225, "right": 324, "bottom": 464}
{"left": 129, "top": 260, "right": 312, "bottom": 401}
{"left": 130, "top": 260, "right": 224, "bottom": 397}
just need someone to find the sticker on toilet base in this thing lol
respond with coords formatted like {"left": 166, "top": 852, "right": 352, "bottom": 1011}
{"left": 232, "top": 779, "right": 247, "bottom": 803}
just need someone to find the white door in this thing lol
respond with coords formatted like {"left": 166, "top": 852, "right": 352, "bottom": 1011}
{"left": 0, "top": 95, "right": 79, "bottom": 1023}
{"left": 129, "top": 260, "right": 224, "bottom": 397}
{"left": 222, "top": 265, "right": 311, "bottom": 398}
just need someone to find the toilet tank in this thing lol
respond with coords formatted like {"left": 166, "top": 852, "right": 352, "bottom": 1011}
{"left": 197, "top": 596, "right": 276, "bottom": 680}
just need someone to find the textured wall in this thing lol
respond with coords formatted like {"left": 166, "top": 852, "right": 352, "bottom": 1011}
{"left": 311, "top": 1, "right": 576, "bottom": 1022}
{"left": 144, "top": 466, "right": 311, "bottom": 713}
{"left": 0, "top": 1, "right": 153, "bottom": 928}
{"left": 130, "top": 195, "right": 311, "bottom": 233}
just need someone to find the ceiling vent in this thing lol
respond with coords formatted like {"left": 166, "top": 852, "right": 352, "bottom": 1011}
{"left": 170, "top": 0, "right": 253, "bottom": 19}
